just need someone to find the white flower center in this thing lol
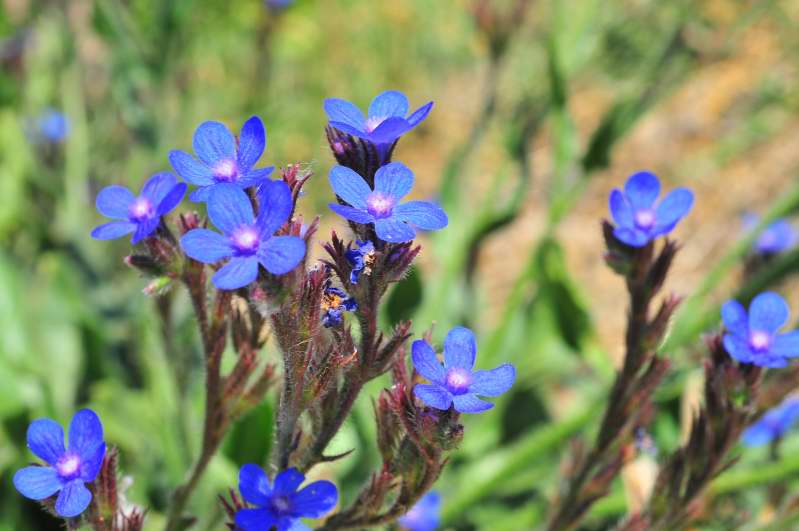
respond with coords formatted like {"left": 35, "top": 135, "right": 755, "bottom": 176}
{"left": 366, "top": 192, "right": 395, "bottom": 219}
{"left": 365, "top": 116, "right": 385, "bottom": 133}
{"left": 445, "top": 367, "right": 472, "bottom": 395}
{"left": 634, "top": 209, "right": 656, "bottom": 230}
{"left": 749, "top": 330, "right": 772, "bottom": 352}
{"left": 213, "top": 159, "right": 238, "bottom": 182}
{"left": 128, "top": 197, "right": 154, "bottom": 221}
{"left": 56, "top": 454, "right": 81, "bottom": 479}
{"left": 231, "top": 227, "right": 260, "bottom": 254}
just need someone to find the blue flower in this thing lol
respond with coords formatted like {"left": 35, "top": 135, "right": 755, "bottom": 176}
{"left": 328, "top": 162, "right": 448, "bottom": 243}
{"left": 721, "top": 291, "right": 799, "bottom": 368}
{"left": 91, "top": 173, "right": 187, "bottom": 244}
{"left": 742, "top": 398, "right": 799, "bottom": 446}
{"left": 181, "top": 181, "right": 305, "bottom": 290}
{"left": 608, "top": 171, "right": 694, "bottom": 247}
{"left": 412, "top": 327, "right": 515, "bottom": 413}
{"left": 235, "top": 465, "right": 338, "bottom": 531}
{"left": 398, "top": 492, "right": 441, "bottom": 531}
{"left": 265, "top": 0, "right": 293, "bottom": 9}
{"left": 169, "top": 116, "right": 273, "bottom": 202}
{"left": 13, "top": 409, "right": 106, "bottom": 518}
{"left": 345, "top": 240, "right": 375, "bottom": 284}
{"left": 28, "top": 108, "right": 69, "bottom": 143}
{"left": 743, "top": 213, "right": 795, "bottom": 255}
{"left": 321, "top": 282, "right": 357, "bottom": 327}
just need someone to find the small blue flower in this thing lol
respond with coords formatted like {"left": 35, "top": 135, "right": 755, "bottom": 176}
{"left": 345, "top": 240, "right": 375, "bottom": 284}
{"left": 264, "top": 0, "right": 293, "bottom": 9}
{"left": 169, "top": 116, "right": 273, "bottom": 202}
{"left": 321, "top": 282, "right": 357, "bottom": 327}
{"left": 181, "top": 181, "right": 305, "bottom": 290}
{"left": 91, "top": 172, "right": 187, "bottom": 244}
{"left": 29, "top": 108, "right": 70, "bottom": 143}
{"left": 608, "top": 171, "right": 694, "bottom": 247}
{"left": 13, "top": 409, "right": 106, "bottom": 518}
{"left": 742, "top": 398, "right": 799, "bottom": 446}
{"left": 398, "top": 491, "right": 441, "bottom": 531}
{"left": 412, "top": 327, "right": 515, "bottom": 413}
{"left": 328, "top": 162, "right": 448, "bottom": 243}
{"left": 235, "top": 464, "right": 338, "bottom": 531}
{"left": 743, "top": 213, "right": 795, "bottom": 255}
{"left": 722, "top": 291, "right": 799, "bottom": 368}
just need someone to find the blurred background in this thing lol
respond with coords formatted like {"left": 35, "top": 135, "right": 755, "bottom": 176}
{"left": 2, "top": 0, "right": 799, "bottom": 529}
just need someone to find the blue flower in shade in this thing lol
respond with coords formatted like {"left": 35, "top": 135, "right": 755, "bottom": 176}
{"left": 398, "top": 492, "right": 441, "bottom": 531}
{"left": 742, "top": 398, "right": 799, "bottom": 446}
{"left": 169, "top": 116, "right": 273, "bottom": 202}
{"left": 345, "top": 240, "right": 375, "bottom": 284}
{"left": 29, "top": 108, "right": 69, "bottom": 143}
{"left": 235, "top": 464, "right": 338, "bottom": 531}
{"left": 743, "top": 213, "right": 795, "bottom": 255}
{"left": 181, "top": 181, "right": 305, "bottom": 290}
{"left": 13, "top": 409, "right": 106, "bottom": 518}
{"left": 721, "top": 291, "right": 799, "bottom": 368}
{"left": 328, "top": 162, "right": 448, "bottom": 243}
{"left": 321, "top": 282, "right": 357, "bottom": 327}
{"left": 412, "top": 327, "right": 516, "bottom": 413}
{"left": 91, "top": 173, "right": 187, "bottom": 244}
{"left": 608, "top": 171, "right": 694, "bottom": 247}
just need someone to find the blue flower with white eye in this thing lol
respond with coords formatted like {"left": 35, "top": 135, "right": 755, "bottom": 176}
{"left": 169, "top": 116, "right": 273, "bottom": 202}
{"left": 180, "top": 181, "right": 305, "bottom": 290}
{"left": 345, "top": 240, "right": 375, "bottom": 284}
{"left": 721, "top": 291, "right": 799, "bottom": 368}
{"left": 91, "top": 173, "right": 187, "bottom": 244}
{"left": 398, "top": 491, "right": 441, "bottom": 531}
{"left": 608, "top": 171, "right": 694, "bottom": 247}
{"left": 328, "top": 162, "right": 448, "bottom": 243}
{"left": 13, "top": 409, "right": 106, "bottom": 518}
{"left": 743, "top": 213, "right": 795, "bottom": 255}
{"left": 412, "top": 327, "right": 516, "bottom": 414}
{"left": 742, "top": 398, "right": 799, "bottom": 446}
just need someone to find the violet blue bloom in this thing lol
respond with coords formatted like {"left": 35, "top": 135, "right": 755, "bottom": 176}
{"left": 743, "top": 213, "right": 795, "bottom": 255}
{"left": 328, "top": 162, "right": 448, "bottom": 243}
{"left": 398, "top": 491, "right": 441, "bottom": 531}
{"left": 169, "top": 116, "right": 273, "bottom": 202}
{"left": 29, "top": 108, "right": 69, "bottom": 143}
{"left": 608, "top": 171, "right": 694, "bottom": 247}
{"left": 412, "top": 327, "right": 515, "bottom": 413}
{"left": 742, "top": 398, "right": 799, "bottom": 446}
{"left": 722, "top": 291, "right": 799, "bottom": 368}
{"left": 13, "top": 409, "right": 106, "bottom": 518}
{"left": 321, "top": 283, "right": 357, "bottom": 327}
{"left": 181, "top": 181, "right": 305, "bottom": 290}
{"left": 345, "top": 240, "right": 375, "bottom": 284}
{"left": 91, "top": 172, "right": 187, "bottom": 244}
{"left": 235, "top": 464, "right": 338, "bottom": 531}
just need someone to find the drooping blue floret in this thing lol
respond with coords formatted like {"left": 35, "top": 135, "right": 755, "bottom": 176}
{"left": 91, "top": 172, "right": 187, "bottom": 244}
{"left": 13, "top": 409, "right": 106, "bottom": 518}
{"left": 169, "top": 116, "right": 273, "bottom": 202}
{"left": 328, "top": 162, "right": 448, "bottom": 243}
{"left": 398, "top": 491, "right": 441, "bottom": 531}
{"left": 743, "top": 213, "right": 795, "bottom": 255}
{"left": 345, "top": 240, "right": 376, "bottom": 284}
{"left": 412, "top": 327, "right": 515, "bottom": 414}
{"left": 235, "top": 464, "right": 338, "bottom": 531}
{"left": 742, "top": 397, "right": 799, "bottom": 447}
{"left": 721, "top": 291, "right": 799, "bottom": 368}
{"left": 181, "top": 181, "right": 305, "bottom": 290}
{"left": 321, "top": 282, "right": 357, "bottom": 327}
{"left": 608, "top": 171, "right": 694, "bottom": 247}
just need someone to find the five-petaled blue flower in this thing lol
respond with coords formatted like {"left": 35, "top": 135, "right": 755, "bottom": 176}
{"left": 235, "top": 464, "right": 338, "bottom": 531}
{"left": 742, "top": 397, "right": 799, "bottom": 447}
{"left": 722, "top": 291, "right": 799, "bottom": 368}
{"left": 181, "top": 181, "right": 305, "bottom": 290}
{"left": 169, "top": 116, "right": 273, "bottom": 202}
{"left": 398, "top": 491, "right": 441, "bottom": 531}
{"left": 328, "top": 162, "right": 448, "bottom": 243}
{"left": 345, "top": 240, "right": 376, "bottom": 284}
{"left": 91, "top": 172, "right": 187, "bottom": 244}
{"left": 321, "top": 282, "right": 357, "bottom": 327}
{"left": 412, "top": 326, "right": 515, "bottom": 413}
{"left": 13, "top": 409, "right": 106, "bottom": 518}
{"left": 608, "top": 171, "right": 694, "bottom": 247}
{"left": 743, "top": 213, "right": 795, "bottom": 255}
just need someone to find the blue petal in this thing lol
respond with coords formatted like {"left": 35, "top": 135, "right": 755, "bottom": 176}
{"left": 141, "top": 172, "right": 178, "bottom": 205}
{"left": 329, "top": 166, "right": 371, "bottom": 209}
{"left": 55, "top": 479, "right": 92, "bottom": 517}
{"left": 329, "top": 204, "right": 374, "bottom": 224}
{"left": 759, "top": 356, "right": 790, "bottom": 368}
{"left": 394, "top": 201, "right": 448, "bottom": 230}
{"left": 368, "top": 117, "right": 412, "bottom": 144}
{"left": 741, "top": 422, "right": 775, "bottom": 447}
{"left": 328, "top": 121, "right": 367, "bottom": 139}
{"left": 407, "top": 101, "right": 434, "bottom": 127}
{"left": 192, "top": 121, "right": 236, "bottom": 166}
{"left": 368, "top": 90, "right": 409, "bottom": 119}
{"left": 27, "top": 419, "right": 65, "bottom": 465}
{"left": 323, "top": 98, "right": 366, "bottom": 131}
{"left": 131, "top": 217, "right": 160, "bottom": 244}
{"left": 758, "top": 220, "right": 795, "bottom": 253}
{"left": 413, "top": 384, "right": 453, "bottom": 410}
{"left": 240, "top": 166, "right": 275, "bottom": 188}
{"left": 624, "top": 171, "right": 660, "bottom": 210}
{"left": 189, "top": 186, "right": 213, "bottom": 202}
{"left": 13, "top": 466, "right": 63, "bottom": 500}
{"left": 68, "top": 409, "right": 104, "bottom": 464}
{"left": 279, "top": 518, "right": 310, "bottom": 531}
{"left": 398, "top": 491, "right": 440, "bottom": 531}
{"left": 273, "top": 468, "right": 305, "bottom": 496}
{"left": 374, "top": 162, "right": 414, "bottom": 200}
{"left": 469, "top": 364, "right": 515, "bottom": 397}
{"left": 238, "top": 116, "right": 266, "bottom": 172}
{"left": 157, "top": 182, "right": 187, "bottom": 216}
{"left": 258, "top": 236, "right": 306, "bottom": 275}
{"left": 654, "top": 188, "right": 693, "bottom": 232}
{"left": 443, "top": 327, "right": 477, "bottom": 370}
{"left": 181, "top": 229, "right": 233, "bottom": 263}
{"left": 374, "top": 217, "right": 416, "bottom": 243}
{"left": 239, "top": 463, "right": 271, "bottom": 506}
{"left": 411, "top": 340, "right": 445, "bottom": 385}
{"left": 721, "top": 300, "right": 749, "bottom": 337}
{"left": 291, "top": 479, "right": 338, "bottom": 518}
{"left": 96, "top": 185, "right": 135, "bottom": 219}
{"left": 613, "top": 227, "right": 650, "bottom": 247}
{"left": 91, "top": 222, "right": 136, "bottom": 240}
{"left": 236, "top": 508, "right": 277, "bottom": 531}
{"left": 749, "top": 291, "right": 789, "bottom": 333}
{"left": 257, "top": 180, "right": 293, "bottom": 236}
{"left": 609, "top": 189, "right": 633, "bottom": 227}
{"left": 169, "top": 150, "right": 214, "bottom": 186}
{"left": 772, "top": 330, "right": 799, "bottom": 358}
{"left": 79, "top": 442, "right": 105, "bottom": 482}
{"left": 723, "top": 334, "right": 754, "bottom": 363}
{"left": 207, "top": 184, "right": 255, "bottom": 235}
{"left": 452, "top": 393, "right": 493, "bottom": 413}
{"left": 212, "top": 256, "right": 259, "bottom": 290}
